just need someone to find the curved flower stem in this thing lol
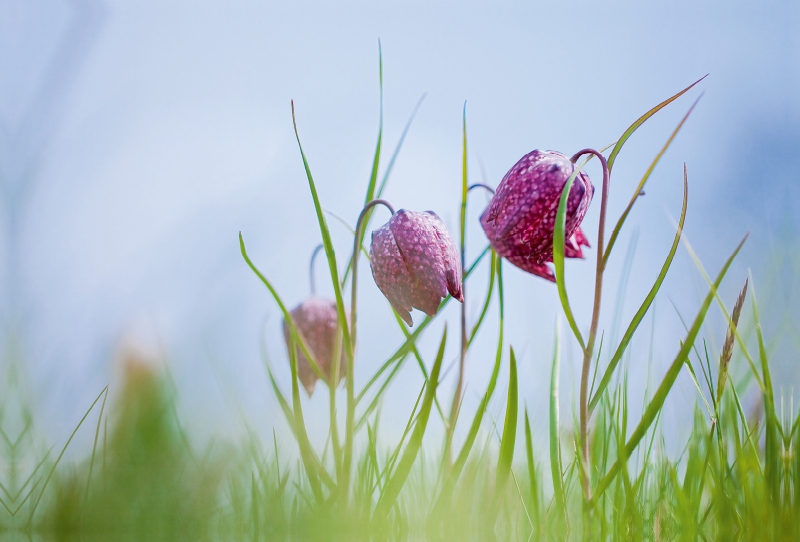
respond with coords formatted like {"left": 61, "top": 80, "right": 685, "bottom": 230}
{"left": 342, "top": 198, "right": 394, "bottom": 500}
{"left": 467, "top": 183, "right": 496, "bottom": 195}
{"left": 446, "top": 182, "right": 496, "bottom": 464}
{"left": 309, "top": 244, "right": 324, "bottom": 296}
{"left": 351, "top": 199, "right": 395, "bottom": 348}
{"left": 570, "top": 148, "right": 610, "bottom": 502}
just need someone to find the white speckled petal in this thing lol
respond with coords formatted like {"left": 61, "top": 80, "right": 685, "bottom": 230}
{"left": 369, "top": 223, "right": 414, "bottom": 325}
{"left": 389, "top": 210, "right": 448, "bottom": 299}
{"left": 423, "top": 211, "right": 463, "bottom": 302}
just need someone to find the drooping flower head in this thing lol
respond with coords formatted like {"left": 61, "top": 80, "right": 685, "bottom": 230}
{"left": 282, "top": 297, "right": 346, "bottom": 396}
{"left": 370, "top": 209, "right": 463, "bottom": 326}
{"left": 481, "top": 149, "right": 594, "bottom": 279}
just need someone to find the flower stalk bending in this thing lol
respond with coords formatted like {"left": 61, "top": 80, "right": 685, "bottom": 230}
{"left": 571, "top": 148, "right": 610, "bottom": 501}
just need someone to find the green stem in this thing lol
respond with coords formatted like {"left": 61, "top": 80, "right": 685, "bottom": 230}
{"left": 447, "top": 182, "right": 495, "bottom": 463}
{"left": 308, "top": 244, "right": 323, "bottom": 296}
{"left": 344, "top": 199, "right": 394, "bottom": 501}
{"left": 571, "top": 148, "right": 610, "bottom": 502}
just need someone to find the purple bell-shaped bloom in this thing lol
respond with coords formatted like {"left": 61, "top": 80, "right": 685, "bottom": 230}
{"left": 481, "top": 149, "right": 594, "bottom": 279}
{"left": 282, "top": 297, "right": 346, "bottom": 396}
{"left": 370, "top": 209, "right": 464, "bottom": 326}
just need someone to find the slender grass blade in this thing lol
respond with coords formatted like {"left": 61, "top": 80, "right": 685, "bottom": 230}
{"left": 589, "top": 166, "right": 688, "bottom": 414}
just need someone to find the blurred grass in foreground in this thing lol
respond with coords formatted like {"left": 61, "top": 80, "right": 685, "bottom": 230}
{"left": 2, "top": 55, "right": 799, "bottom": 541}
{"left": 7, "top": 271, "right": 800, "bottom": 541}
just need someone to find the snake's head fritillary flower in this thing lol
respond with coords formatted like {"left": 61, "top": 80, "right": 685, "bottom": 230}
{"left": 480, "top": 149, "right": 594, "bottom": 278}
{"left": 282, "top": 297, "right": 346, "bottom": 396}
{"left": 480, "top": 208, "right": 555, "bottom": 281}
{"left": 565, "top": 227, "right": 591, "bottom": 259}
{"left": 370, "top": 209, "right": 463, "bottom": 326}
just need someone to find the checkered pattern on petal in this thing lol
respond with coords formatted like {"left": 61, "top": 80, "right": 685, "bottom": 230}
{"left": 370, "top": 223, "right": 415, "bottom": 325}
{"left": 479, "top": 151, "right": 594, "bottom": 280}
{"left": 283, "top": 297, "right": 346, "bottom": 396}
{"left": 481, "top": 206, "right": 555, "bottom": 280}
{"left": 490, "top": 151, "right": 575, "bottom": 241}
{"left": 369, "top": 209, "right": 464, "bottom": 326}
{"left": 423, "top": 211, "right": 463, "bottom": 302}
{"left": 390, "top": 210, "right": 449, "bottom": 299}
{"left": 409, "top": 282, "right": 443, "bottom": 317}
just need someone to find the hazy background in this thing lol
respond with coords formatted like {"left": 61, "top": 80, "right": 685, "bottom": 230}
{"left": 2, "top": 0, "right": 799, "bottom": 456}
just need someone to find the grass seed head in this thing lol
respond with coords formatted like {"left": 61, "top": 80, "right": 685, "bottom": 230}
{"left": 716, "top": 278, "right": 748, "bottom": 404}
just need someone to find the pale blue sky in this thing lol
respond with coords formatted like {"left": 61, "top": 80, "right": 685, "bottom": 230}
{"left": 2, "top": 0, "right": 799, "bottom": 453}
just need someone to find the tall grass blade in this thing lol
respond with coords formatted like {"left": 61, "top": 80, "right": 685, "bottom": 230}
{"left": 445, "top": 102, "right": 469, "bottom": 461}
{"left": 266, "top": 363, "right": 334, "bottom": 495}
{"left": 592, "top": 233, "right": 747, "bottom": 501}
{"left": 373, "top": 327, "right": 447, "bottom": 522}
{"left": 680, "top": 236, "right": 766, "bottom": 394}
{"left": 749, "top": 274, "right": 781, "bottom": 504}
{"left": 549, "top": 322, "right": 565, "bottom": 511}
{"left": 289, "top": 103, "right": 351, "bottom": 353}
{"left": 493, "top": 346, "right": 519, "bottom": 505}
{"left": 588, "top": 166, "right": 688, "bottom": 414}
{"left": 377, "top": 383, "right": 427, "bottom": 491}
{"left": 604, "top": 97, "right": 701, "bottom": 265}
{"left": 553, "top": 164, "right": 588, "bottom": 350}
{"left": 524, "top": 408, "right": 540, "bottom": 525}
{"left": 240, "top": 233, "right": 327, "bottom": 383}
{"left": 266, "top": 363, "right": 297, "bottom": 436}
{"left": 287, "top": 328, "right": 325, "bottom": 502}
{"left": 290, "top": 104, "right": 358, "bottom": 496}
{"left": 341, "top": 91, "right": 428, "bottom": 285}
{"left": 375, "top": 93, "right": 427, "bottom": 198}
{"left": 83, "top": 386, "right": 108, "bottom": 501}
{"left": 606, "top": 75, "right": 707, "bottom": 171}
{"left": 28, "top": 385, "right": 109, "bottom": 524}
{"left": 468, "top": 251, "right": 497, "bottom": 347}
{"left": 340, "top": 43, "right": 384, "bottom": 288}
{"left": 429, "top": 256, "right": 504, "bottom": 518}
{"left": 366, "top": 40, "right": 383, "bottom": 207}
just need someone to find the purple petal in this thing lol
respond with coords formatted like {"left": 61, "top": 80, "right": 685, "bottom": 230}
{"left": 487, "top": 151, "right": 572, "bottom": 239}
{"left": 409, "top": 283, "right": 442, "bottom": 317}
{"left": 389, "top": 210, "right": 449, "bottom": 299}
{"left": 423, "top": 211, "right": 463, "bottom": 302}
{"left": 283, "top": 297, "right": 345, "bottom": 396}
{"left": 565, "top": 227, "right": 591, "bottom": 259}
{"left": 370, "top": 223, "right": 415, "bottom": 325}
{"left": 482, "top": 150, "right": 595, "bottom": 267}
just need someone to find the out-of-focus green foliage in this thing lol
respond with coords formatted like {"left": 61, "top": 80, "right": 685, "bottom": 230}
{"left": 38, "top": 356, "right": 225, "bottom": 540}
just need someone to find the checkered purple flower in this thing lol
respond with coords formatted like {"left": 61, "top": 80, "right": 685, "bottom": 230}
{"left": 370, "top": 209, "right": 463, "bottom": 326}
{"left": 481, "top": 149, "right": 594, "bottom": 280}
{"left": 283, "top": 297, "right": 346, "bottom": 396}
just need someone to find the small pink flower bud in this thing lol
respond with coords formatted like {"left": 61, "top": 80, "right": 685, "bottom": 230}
{"left": 481, "top": 150, "right": 594, "bottom": 278}
{"left": 282, "top": 297, "right": 346, "bottom": 396}
{"left": 370, "top": 209, "right": 463, "bottom": 326}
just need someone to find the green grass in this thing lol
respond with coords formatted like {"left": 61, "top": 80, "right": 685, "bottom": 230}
{"left": 1, "top": 59, "right": 797, "bottom": 541}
